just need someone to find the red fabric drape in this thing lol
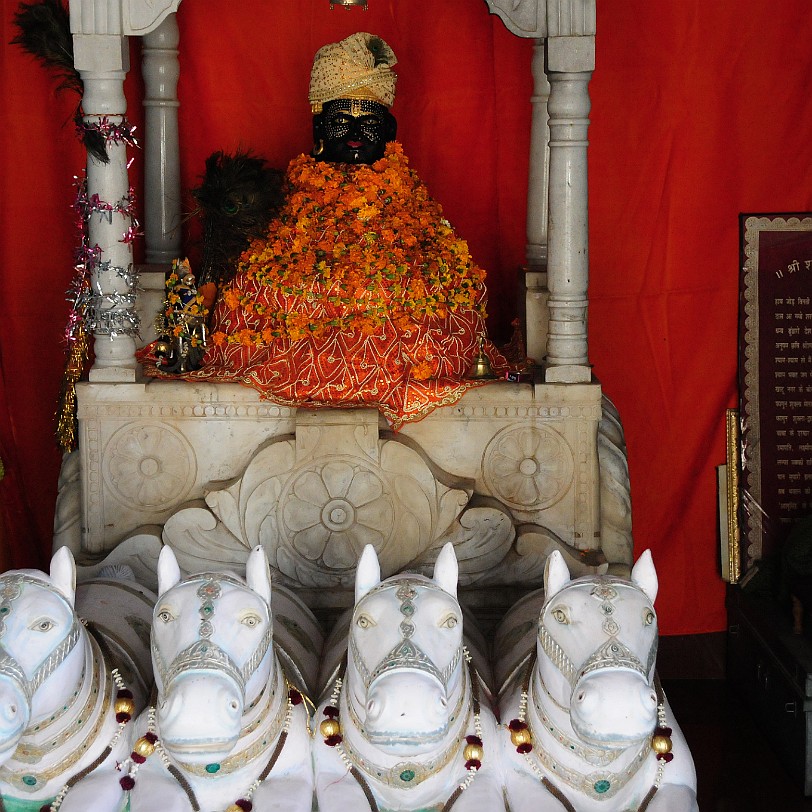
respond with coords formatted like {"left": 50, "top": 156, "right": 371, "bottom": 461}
{"left": 2, "top": 0, "right": 811, "bottom": 633}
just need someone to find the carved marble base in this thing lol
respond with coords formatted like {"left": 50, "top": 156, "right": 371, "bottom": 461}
{"left": 71, "top": 376, "right": 631, "bottom": 599}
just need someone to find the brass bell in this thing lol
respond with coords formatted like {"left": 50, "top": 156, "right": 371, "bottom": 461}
{"left": 466, "top": 336, "right": 498, "bottom": 380}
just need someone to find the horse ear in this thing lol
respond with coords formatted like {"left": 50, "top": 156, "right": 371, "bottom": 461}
{"left": 355, "top": 545, "right": 381, "bottom": 604}
{"left": 50, "top": 546, "right": 76, "bottom": 608}
{"left": 157, "top": 546, "right": 182, "bottom": 597}
{"left": 246, "top": 546, "right": 272, "bottom": 608}
{"left": 543, "top": 550, "right": 571, "bottom": 600}
{"left": 433, "top": 542, "right": 458, "bottom": 599}
{"left": 631, "top": 549, "right": 658, "bottom": 604}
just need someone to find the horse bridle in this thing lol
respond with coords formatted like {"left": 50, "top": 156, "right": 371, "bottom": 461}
{"left": 350, "top": 578, "right": 463, "bottom": 693}
{"left": 538, "top": 578, "right": 658, "bottom": 693}
{"left": 0, "top": 575, "right": 83, "bottom": 703}
{"left": 151, "top": 574, "right": 273, "bottom": 696}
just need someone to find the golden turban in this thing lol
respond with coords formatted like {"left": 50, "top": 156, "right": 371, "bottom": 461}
{"left": 309, "top": 32, "right": 398, "bottom": 113}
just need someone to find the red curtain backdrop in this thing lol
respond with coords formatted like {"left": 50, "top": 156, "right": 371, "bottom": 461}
{"left": 2, "top": 0, "right": 811, "bottom": 634}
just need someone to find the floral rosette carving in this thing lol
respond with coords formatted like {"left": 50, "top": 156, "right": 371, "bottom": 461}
{"left": 282, "top": 460, "right": 394, "bottom": 569}
{"left": 483, "top": 425, "right": 574, "bottom": 511}
{"left": 196, "top": 438, "right": 472, "bottom": 587}
{"left": 104, "top": 423, "right": 195, "bottom": 510}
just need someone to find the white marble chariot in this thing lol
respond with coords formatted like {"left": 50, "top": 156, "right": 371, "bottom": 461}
{"left": 59, "top": 0, "right": 633, "bottom": 614}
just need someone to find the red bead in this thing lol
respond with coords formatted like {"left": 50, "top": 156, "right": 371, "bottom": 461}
{"left": 115, "top": 712, "right": 131, "bottom": 723}
{"left": 131, "top": 752, "right": 146, "bottom": 764}
{"left": 655, "top": 726, "right": 673, "bottom": 738}
{"left": 325, "top": 734, "right": 343, "bottom": 747}
{"left": 323, "top": 706, "right": 339, "bottom": 719}
{"left": 235, "top": 800, "right": 253, "bottom": 811}
{"left": 508, "top": 719, "right": 527, "bottom": 732}
{"left": 40, "top": 806, "right": 51, "bottom": 812}
{"left": 516, "top": 742, "right": 533, "bottom": 754}
{"left": 465, "top": 735, "right": 483, "bottom": 746}
{"left": 465, "top": 759, "right": 482, "bottom": 771}
{"left": 120, "top": 775, "right": 136, "bottom": 791}
{"left": 117, "top": 689, "right": 134, "bottom": 699}
{"left": 144, "top": 732, "right": 158, "bottom": 744}
{"left": 656, "top": 751, "right": 674, "bottom": 763}
{"left": 289, "top": 689, "right": 303, "bottom": 706}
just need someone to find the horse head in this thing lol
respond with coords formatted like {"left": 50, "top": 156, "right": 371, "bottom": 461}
{"left": 0, "top": 547, "right": 84, "bottom": 765}
{"left": 347, "top": 542, "right": 465, "bottom": 756}
{"left": 536, "top": 550, "right": 660, "bottom": 748}
{"left": 152, "top": 545, "right": 275, "bottom": 765}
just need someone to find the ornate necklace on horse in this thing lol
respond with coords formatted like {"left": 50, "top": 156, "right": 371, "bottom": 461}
{"left": 120, "top": 679, "right": 302, "bottom": 812}
{"left": 320, "top": 649, "right": 484, "bottom": 812}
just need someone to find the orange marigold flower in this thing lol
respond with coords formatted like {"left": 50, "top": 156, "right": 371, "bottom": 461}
{"left": 412, "top": 360, "right": 434, "bottom": 381}
{"left": 222, "top": 288, "right": 241, "bottom": 310}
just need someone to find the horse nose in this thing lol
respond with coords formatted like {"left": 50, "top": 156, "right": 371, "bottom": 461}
{"left": 1, "top": 701, "right": 21, "bottom": 724}
{"left": 162, "top": 682, "right": 242, "bottom": 726}
{"left": 366, "top": 697, "right": 380, "bottom": 722}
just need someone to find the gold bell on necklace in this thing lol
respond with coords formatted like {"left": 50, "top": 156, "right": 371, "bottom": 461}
{"left": 132, "top": 735, "right": 156, "bottom": 758}
{"left": 115, "top": 696, "right": 136, "bottom": 717}
{"left": 651, "top": 733, "right": 672, "bottom": 755}
{"left": 320, "top": 718, "right": 341, "bottom": 738}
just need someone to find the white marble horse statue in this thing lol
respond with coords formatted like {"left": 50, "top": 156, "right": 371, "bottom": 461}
{"left": 123, "top": 545, "right": 317, "bottom": 812}
{"left": 313, "top": 542, "right": 504, "bottom": 812}
{"left": 0, "top": 546, "right": 154, "bottom": 812}
{"left": 497, "top": 550, "right": 698, "bottom": 812}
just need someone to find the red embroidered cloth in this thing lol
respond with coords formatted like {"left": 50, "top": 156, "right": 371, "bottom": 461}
{"left": 142, "top": 145, "right": 505, "bottom": 427}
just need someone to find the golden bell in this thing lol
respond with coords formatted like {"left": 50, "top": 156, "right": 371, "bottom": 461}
{"left": 133, "top": 736, "right": 156, "bottom": 758}
{"left": 651, "top": 734, "right": 672, "bottom": 755}
{"left": 510, "top": 727, "right": 532, "bottom": 748}
{"left": 466, "top": 337, "right": 498, "bottom": 380}
{"left": 320, "top": 719, "right": 341, "bottom": 738}
{"left": 115, "top": 697, "right": 136, "bottom": 716}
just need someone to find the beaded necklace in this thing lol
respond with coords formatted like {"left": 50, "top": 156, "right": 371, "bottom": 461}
{"left": 320, "top": 651, "right": 484, "bottom": 812}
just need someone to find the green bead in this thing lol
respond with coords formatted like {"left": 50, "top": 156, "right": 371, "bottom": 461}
{"left": 205, "top": 763, "right": 220, "bottom": 774}
{"left": 594, "top": 780, "right": 611, "bottom": 794}
{"left": 399, "top": 769, "right": 415, "bottom": 782}
{"left": 22, "top": 775, "right": 37, "bottom": 786}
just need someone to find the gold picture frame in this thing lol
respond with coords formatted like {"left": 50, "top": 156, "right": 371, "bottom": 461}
{"left": 723, "top": 408, "right": 741, "bottom": 584}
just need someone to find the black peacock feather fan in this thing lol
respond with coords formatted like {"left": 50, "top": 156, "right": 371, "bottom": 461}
{"left": 192, "top": 151, "right": 285, "bottom": 290}
{"left": 11, "top": 0, "right": 109, "bottom": 163}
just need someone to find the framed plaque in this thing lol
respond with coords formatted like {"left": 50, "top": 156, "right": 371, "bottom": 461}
{"left": 739, "top": 214, "right": 812, "bottom": 572}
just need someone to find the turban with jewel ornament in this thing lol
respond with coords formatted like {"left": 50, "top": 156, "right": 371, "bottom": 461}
{"left": 309, "top": 32, "right": 398, "bottom": 113}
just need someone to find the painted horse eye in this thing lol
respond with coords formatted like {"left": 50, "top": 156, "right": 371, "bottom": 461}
{"left": 157, "top": 609, "right": 175, "bottom": 624}
{"left": 439, "top": 614, "right": 458, "bottom": 629}
{"left": 644, "top": 609, "right": 656, "bottom": 626}
{"left": 356, "top": 614, "right": 375, "bottom": 629}
{"left": 30, "top": 618, "right": 54, "bottom": 632}
{"left": 551, "top": 607, "right": 569, "bottom": 625}
{"left": 241, "top": 614, "right": 261, "bottom": 628}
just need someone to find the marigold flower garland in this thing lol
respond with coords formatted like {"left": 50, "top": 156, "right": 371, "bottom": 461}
{"left": 210, "top": 142, "right": 488, "bottom": 381}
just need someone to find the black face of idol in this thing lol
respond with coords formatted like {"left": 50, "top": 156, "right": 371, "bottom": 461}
{"left": 313, "top": 99, "right": 397, "bottom": 165}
